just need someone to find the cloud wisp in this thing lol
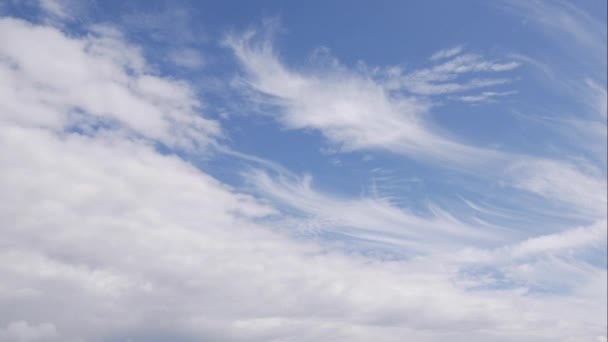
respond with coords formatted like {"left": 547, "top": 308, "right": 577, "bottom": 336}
{"left": 225, "top": 29, "right": 514, "bottom": 168}
{"left": 225, "top": 26, "right": 606, "bottom": 221}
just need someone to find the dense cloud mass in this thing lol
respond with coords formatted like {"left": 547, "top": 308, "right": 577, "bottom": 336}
{"left": 0, "top": 1, "right": 606, "bottom": 342}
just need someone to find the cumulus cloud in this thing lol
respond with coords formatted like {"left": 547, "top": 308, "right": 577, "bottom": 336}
{"left": 0, "top": 18, "right": 220, "bottom": 150}
{"left": 1, "top": 123, "right": 604, "bottom": 341}
{"left": 5, "top": 112, "right": 601, "bottom": 341}
{"left": 0, "top": 9, "right": 606, "bottom": 342}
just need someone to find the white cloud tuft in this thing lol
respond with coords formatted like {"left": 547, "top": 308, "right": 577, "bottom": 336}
{"left": 37, "top": 0, "right": 69, "bottom": 19}
{"left": 430, "top": 46, "right": 463, "bottom": 61}
{"left": 383, "top": 53, "right": 520, "bottom": 95}
{"left": 453, "top": 90, "right": 518, "bottom": 103}
{"left": 225, "top": 30, "right": 506, "bottom": 167}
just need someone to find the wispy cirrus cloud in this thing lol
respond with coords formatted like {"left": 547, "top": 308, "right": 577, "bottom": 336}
{"left": 381, "top": 51, "right": 519, "bottom": 96}
{"left": 37, "top": 0, "right": 69, "bottom": 19}
{"left": 167, "top": 48, "right": 206, "bottom": 69}
{"left": 244, "top": 169, "right": 503, "bottom": 252}
{"left": 497, "top": 0, "right": 607, "bottom": 197}
{"left": 224, "top": 26, "right": 604, "bottom": 209}
{"left": 506, "top": 159, "right": 607, "bottom": 219}
{"left": 225, "top": 29, "right": 511, "bottom": 168}
{"left": 451, "top": 90, "right": 518, "bottom": 103}
{"left": 429, "top": 46, "right": 463, "bottom": 61}
{"left": 498, "top": 0, "right": 607, "bottom": 66}
{"left": 0, "top": 1, "right": 606, "bottom": 341}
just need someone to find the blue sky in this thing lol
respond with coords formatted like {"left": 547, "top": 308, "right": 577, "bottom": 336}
{"left": 0, "top": 0, "right": 606, "bottom": 341}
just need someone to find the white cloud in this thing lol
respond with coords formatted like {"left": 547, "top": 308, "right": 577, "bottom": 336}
{"left": 0, "top": 12, "right": 605, "bottom": 342}
{"left": 455, "top": 220, "right": 607, "bottom": 264}
{"left": 168, "top": 48, "right": 206, "bottom": 69}
{"left": 508, "top": 220, "right": 607, "bottom": 258}
{"left": 430, "top": 46, "right": 463, "bottom": 61}
{"left": 385, "top": 53, "right": 519, "bottom": 95}
{"left": 224, "top": 27, "right": 606, "bottom": 227}
{"left": 37, "top": 0, "right": 68, "bottom": 18}
{"left": 1, "top": 125, "right": 604, "bottom": 341}
{"left": 245, "top": 170, "right": 503, "bottom": 250}
{"left": 504, "top": 1, "right": 607, "bottom": 171}
{"left": 6, "top": 120, "right": 602, "bottom": 341}
{"left": 586, "top": 78, "right": 608, "bottom": 119}
{"left": 0, "top": 321, "right": 59, "bottom": 342}
{"left": 453, "top": 90, "right": 518, "bottom": 103}
{"left": 225, "top": 30, "right": 506, "bottom": 167}
{"left": 498, "top": 0, "right": 607, "bottom": 65}
{"left": 507, "top": 159, "right": 607, "bottom": 219}
{"left": 34, "top": 0, "right": 89, "bottom": 25}
{"left": 120, "top": 4, "right": 207, "bottom": 45}
{"left": 0, "top": 18, "right": 220, "bottom": 150}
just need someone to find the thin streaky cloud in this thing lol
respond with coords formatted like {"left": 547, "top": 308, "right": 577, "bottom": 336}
{"left": 430, "top": 46, "right": 463, "bottom": 61}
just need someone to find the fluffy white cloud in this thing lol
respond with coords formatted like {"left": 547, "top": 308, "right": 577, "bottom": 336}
{"left": 2, "top": 125, "right": 604, "bottom": 341}
{"left": 0, "top": 14, "right": 605, "bottom": 342}
{"left": 7, "top": 120, "right": 599, "bottom": 341}
{"left": 0, "top": 18, "right": 220, "bottom": 150}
